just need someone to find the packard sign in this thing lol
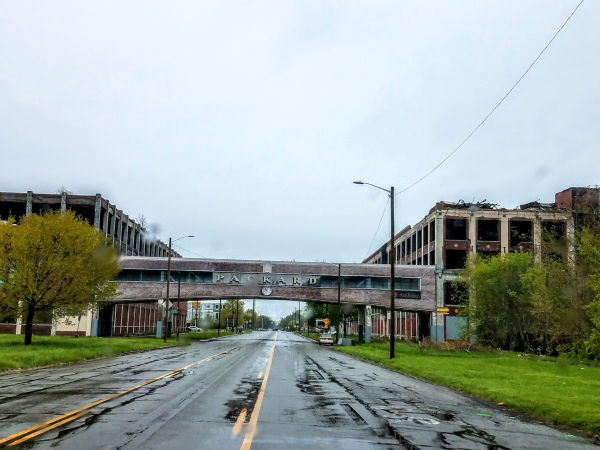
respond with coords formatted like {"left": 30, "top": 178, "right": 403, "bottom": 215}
{"left": 214, "top": 273, "right": 320, "bottom": 287}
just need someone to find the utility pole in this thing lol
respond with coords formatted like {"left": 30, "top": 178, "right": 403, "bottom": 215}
{"left": 163, "top": 238, "right": 172, "bottom": 343}
{"left": 176, "top": 272, "right": 181, "bottom": 341}
{"left": 353, "top": 181, "right": 395, "bottom": 359}
{"left": 252, "top": 299, "right": 255, "bottom": 330}
{"left": 337, "top": 263, "right": 341, "bottom": 341}
{"left": 236, "top": 299, "right": 239, "bottom": 333}
{"left": 218, "top": 299, "right": 222, "bottom": 336}
{"left": 390, "top": 186, "right": 396, "bottom": 358}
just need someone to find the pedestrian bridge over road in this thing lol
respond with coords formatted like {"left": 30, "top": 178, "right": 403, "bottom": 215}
{"left": 114, "top": 257, "right": 436, "bottom": 312}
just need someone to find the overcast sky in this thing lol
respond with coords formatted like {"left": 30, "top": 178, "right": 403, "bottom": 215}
{"left": 1, "top": 1, "right": 598, "bottom": 317}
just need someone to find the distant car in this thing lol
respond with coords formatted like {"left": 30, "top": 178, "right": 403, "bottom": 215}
{"left": 186, "top": 326, "right": 203, "bottom": 332}
{"left": 319, "top": 333, "right": 334, "bottom": 346}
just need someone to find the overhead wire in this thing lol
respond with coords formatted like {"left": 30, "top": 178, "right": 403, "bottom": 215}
{"left": 395, "top": 0, "right": 585, "bottom": 196}
{"left": 172, "top": 243, "right": 206, "bottom": 258}
{"left": 363, "top": 197, "right": 390, "bottom": 261}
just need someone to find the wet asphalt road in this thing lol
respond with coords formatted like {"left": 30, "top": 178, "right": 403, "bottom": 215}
{"left": 0, "top": 331, "right": 597, "bottom": 449}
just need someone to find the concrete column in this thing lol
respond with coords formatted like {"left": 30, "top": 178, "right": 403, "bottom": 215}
{"left": 94, "top": 194, "right": 102, "bottom": 231}
{"left": 26, "top": 191, "right": 33, "bottom": 216}
{"left": 365, "top": 305, "right": 371, "bottom": 343}
{"left": 60, "top": 192, "right": 67, "bottom": 212}
{"left": 110, "top": 209, "right": 117, "bottom": 239}
{"left": 103, "top": 202, "right": 110, "bottom": 237}
{"left": 533, "top": 213, "right": 542, "bottom": 263}
{"left": 468, "top": 214, "right": 476, "bottom": 254}
{"left": 500, "top": 214, "right": 509, "bottom": 254}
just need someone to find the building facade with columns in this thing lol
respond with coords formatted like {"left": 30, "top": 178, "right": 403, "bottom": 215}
{"left": 362, "top": 187, "right": 595, "bottom": 341}
{"left": 0, "top": 190, "right": 181, "bottom": 337}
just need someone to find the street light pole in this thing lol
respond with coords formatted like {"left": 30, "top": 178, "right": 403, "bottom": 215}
{"left": 163, "top": 235, "right": 193, "bottom": 343}
{"left": 354, "top": 181, "right": 395, "bottom": 359}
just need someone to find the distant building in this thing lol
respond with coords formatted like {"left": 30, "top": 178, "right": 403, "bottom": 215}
{"left": 187, "top": 301, "right": 222, "bottom": 323}
{"left": 0, "top": 191, "right": 178, "bottom": 257}
{"left": 363, "top": 186, "right": 598, "bottom": 341}
{"left": 0, "top": 190, "right": 181, "bottom": 337}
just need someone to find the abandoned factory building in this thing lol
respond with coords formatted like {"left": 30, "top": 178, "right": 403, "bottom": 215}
{"left": 0, "top": 190, "right": 184, "bottom": 338}
{"left": 364, "top": 186, "right": 599, "bottom": 342}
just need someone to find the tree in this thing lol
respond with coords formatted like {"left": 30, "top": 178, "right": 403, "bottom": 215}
{"left": 219, "top": 299, "right": 245, "bottom": 328}
{"left": 457, "top": 252, "right": 544, "bottom": 351}
{"left": 0, "top": 211, "right": 120, "bottom": 345}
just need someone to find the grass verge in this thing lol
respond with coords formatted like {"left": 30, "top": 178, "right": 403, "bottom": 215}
{"left": 335, "top": 342, "right": 600, "bottom": 436}
{"left": 183, "top": 330, "right": 235, "bottom": 341}
{"left": 0, "top": 334, "right": 180, "bottom": 372}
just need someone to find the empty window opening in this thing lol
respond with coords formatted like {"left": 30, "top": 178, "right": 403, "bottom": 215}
{"left": 510, "top": 220, "right": 532, "bottom": 247}
{"left": 446, "top": 219, "right": 467, "bottom": 240}
{"left": 417, "top": 230, "right": 422, "bottom": 248}
{"left": 430, "top": 220, "right": 435, "bottom": 242}
{"left": 446, "top": 249, "right": 467, "bottom": 269}
{"left": 417, "top": 257, "right": 422, "bottom": 265}
{"left": 407, "top": 237, "right": 411, "bottom": 255}
{"left": 478, "top": 250, "right": 500, "bottom": 260}
{"left": 423, "top": 224, "right": 428, "bottom": 247}
{"left": 477, "top": 219, "right": 499, "bottom": 242}
{"left": 543, "top": 221, "right": 565, "bottom": 241}
{"left": 401, "top": 241, "right": 406, "bottom": 258}
{"left": 429, "top": 250, "right": 435, "bottom": 265}
{"left": 444, "top": 281, "right": 467, "bottom": 305}
{"left": 411, "top": 234, "right": 417, "bottom": 252}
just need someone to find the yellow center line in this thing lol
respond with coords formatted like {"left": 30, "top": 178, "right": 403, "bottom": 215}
{"left": 0, "top": 346, "right": 239, "bottom": 446}
{"left": 8, "top": 414, "right": 84, "bottom": 446}
{"left": 231, "top": 408, "right": 247, "bottom": 437}
{"left": 240, "top": 346, "right": 275, "bottom": 450}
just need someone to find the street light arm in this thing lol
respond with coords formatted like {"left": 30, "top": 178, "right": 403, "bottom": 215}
{"left": 173, "top": 235, "right": 194, "bottom": 243}
{"left": 353, "top": 181, "right": 391, "bottom": 195}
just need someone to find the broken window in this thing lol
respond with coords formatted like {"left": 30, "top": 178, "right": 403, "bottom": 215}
{"left": 543, "top": 221, "right": 565, "bottom": 241}
{"left": 510, "top": 220, "right": 532, "bottom": 247}
{"left": 446, "top": 249, "right": 467, "bottom": 269}
{"left": 478, "top": 250, "right": 500, "bottom": 260}
{"left": 446, "top": 218, "right": 467, "bottom": 240}
{"left": 430, "top": 220, "right": 435, "bottom": 242}
{"left": 477, "top": 219, "right": 499, "bottom": 242}
{"left": 444, "top": 281, "right": 467, "bottom": 305}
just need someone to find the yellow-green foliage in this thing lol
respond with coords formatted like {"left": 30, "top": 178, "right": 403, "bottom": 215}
{"left": 0, "top": 211, "right": 121, "bottom": 344}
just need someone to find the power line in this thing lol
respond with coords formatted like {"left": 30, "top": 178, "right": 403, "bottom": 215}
{"left": 364, "top": 198, "right": 390, "bottom": 261}
{"left": 396, "top": 0, "right": 585, "bottom": 196}
{"left": 172, "top": 243, "right": 206, "bottom": 258}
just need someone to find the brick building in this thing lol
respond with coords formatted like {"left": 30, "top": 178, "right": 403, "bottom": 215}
{"left": 0, "top": 190, "right": 184, "bottom": 337}
{"left": 363, "top": 187, "right": 599, "bottom": 341}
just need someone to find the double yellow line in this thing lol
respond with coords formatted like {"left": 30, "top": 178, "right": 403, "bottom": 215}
{"left": 0, "top": 347, "right": 238, "bottom": 447}
{"left": 231, "top": 345, "right": 275, "bottom": 450}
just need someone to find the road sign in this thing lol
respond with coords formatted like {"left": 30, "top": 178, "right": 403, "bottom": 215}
{"left": 437, "top": 308, "right": 449, "bottom": 315}
{"left": 170, "top": 310, "right": 178, "bottom": 314}
{"left": 323, "top": 318, "right": 330, "bottom": 325}
{"left": 191, "top": 301, "right": 201, "bottom": 308}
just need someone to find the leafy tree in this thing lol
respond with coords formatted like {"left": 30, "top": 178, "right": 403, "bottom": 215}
{"left": 457, "top": 252, "right": 544, "bottom": 351}
{"left": 579, "top": 226, "right": 600, "bottom": 357}
{"left": 219, "top": 299, "right": 245, "bottom": 328}
{"left": 0, "top": 211, "right": 120, "bottom": 345}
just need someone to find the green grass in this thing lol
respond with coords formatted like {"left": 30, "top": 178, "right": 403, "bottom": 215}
{"left": 0, "top": 330, "right": 242, "bottom": 372}
{"left": 183, "top": 330, "right": 235, "bottom": 341}
{"left": 0, "top": 334, "right": 178, "bottom": 372}
{"left": 335, "top": 342, "right": 600, "bottom": 435}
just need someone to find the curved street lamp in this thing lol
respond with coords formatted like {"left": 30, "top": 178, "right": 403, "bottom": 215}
{"left": 163, "top": 235, "right": 194, "bottom": 342}
{"left": 354, "top": 181, "right": 396, "bottom": 359}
